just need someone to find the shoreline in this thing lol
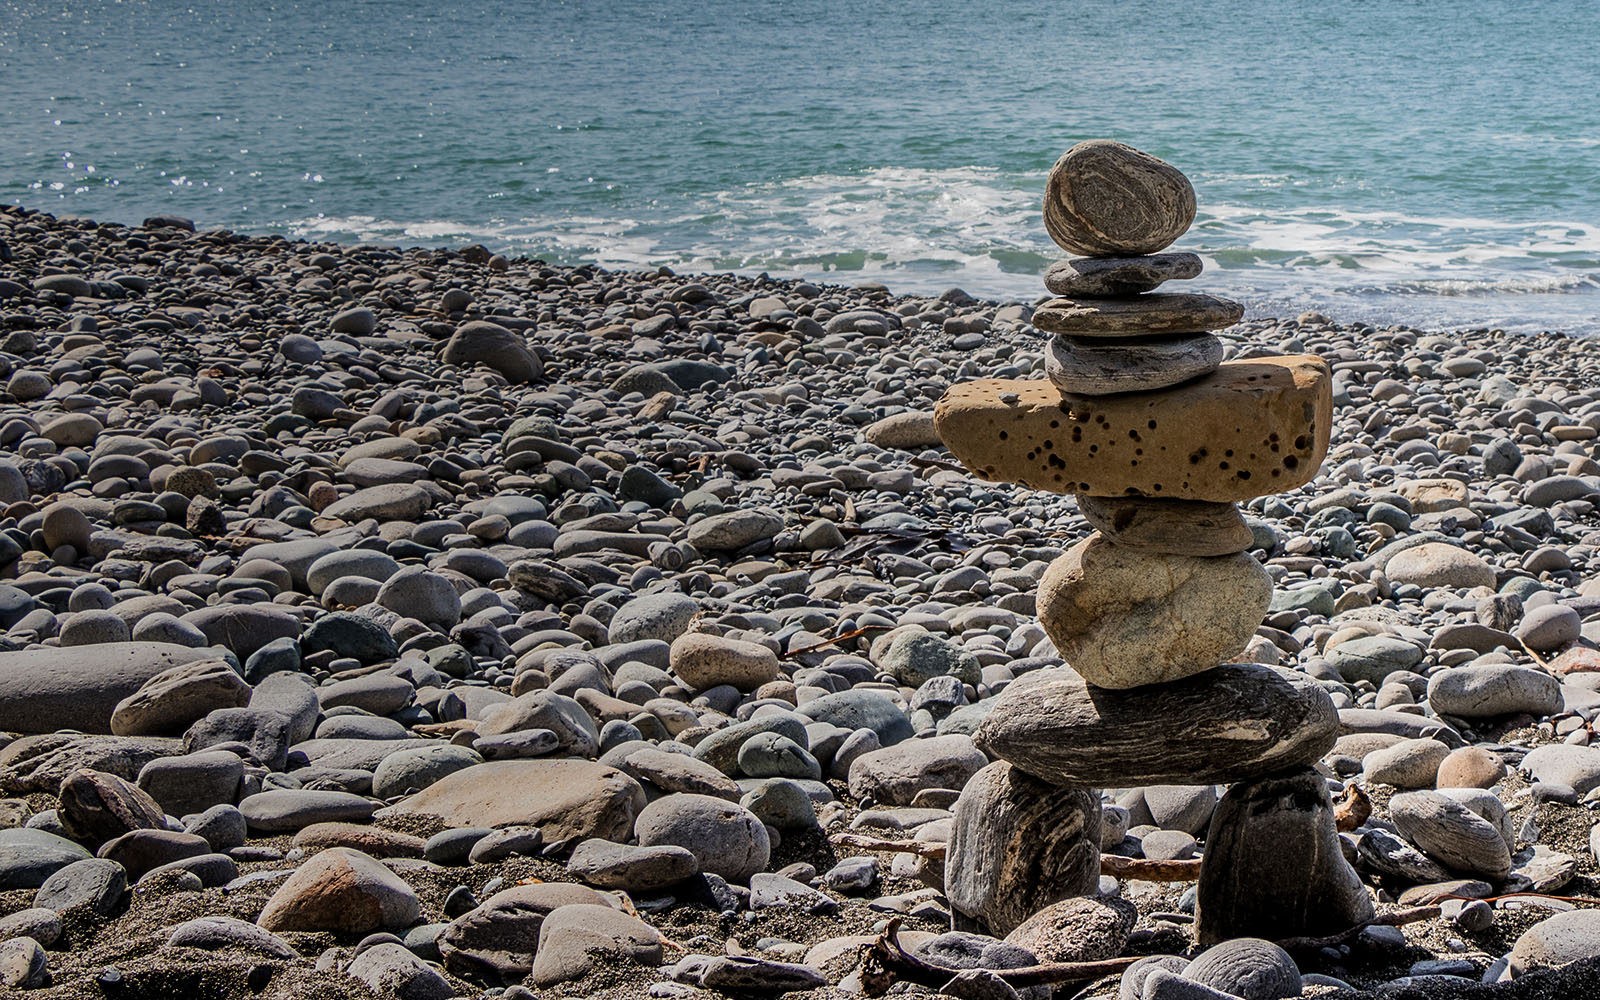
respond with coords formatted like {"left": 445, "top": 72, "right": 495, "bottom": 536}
{"left": 4, "top": 201, "right": 1593, "bottom": 342}
{"left": 0, "top": 203, "right": 1598, "bottom": 997}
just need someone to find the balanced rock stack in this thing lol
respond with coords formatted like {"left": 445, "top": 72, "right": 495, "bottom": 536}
{"left": 937, "top": 141, "right": 1368, "bottom": 944}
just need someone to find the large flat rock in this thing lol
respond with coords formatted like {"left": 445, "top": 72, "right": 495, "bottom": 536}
{"left": 0, "top": 643, "right": 220, "bottom": 734}
{"left": 933, "top": 356, "right": 1331, "bottom": 501}
{"left": 975, "top": 663, "right": 1338, "bottom": 787}
{"left": 377, "top": 760, "right": 645, "bottom": 843}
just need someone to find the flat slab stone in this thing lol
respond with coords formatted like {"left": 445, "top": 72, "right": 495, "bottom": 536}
{"left": 1044, "top": 253, "right": 1202, "bottom": 297}
{"left": 377, "top": 760, "right": 645, "bottom": 843}
{"left": 0, "top": 643, "right": 218, "bottom": 734}
{"left": 975, "top": 664, "right": 1338, "bottom": 787}
{"left": 1034, "top": 293, "right": 1244, "bottom": 338}
{"left": 934, "top": 356, "right": 1332, "bottom": 501}
{"left": 1045, "top": 333, "right": 1222, "bottom": 396}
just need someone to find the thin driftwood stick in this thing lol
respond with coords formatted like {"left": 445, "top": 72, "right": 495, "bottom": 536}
{"left": 858, "top": 918, "right": 1141, "bottom": 997}
{"left": 1097, "top": 854, "right": 1204, "bottom": 882}
{"left": 827, "top": 834, "right": 1206, "bottom": 881}
{"left": 1274, "top": 905, "right": 1440, "bottom": 951}
{"left": 829, "top": 832, "right": 947, "bottom": 857}
{"left": 781, "top": 626, "right": 879, "bottom": 660}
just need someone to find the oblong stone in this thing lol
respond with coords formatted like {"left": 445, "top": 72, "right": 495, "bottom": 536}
{"left": 1036, "top": 534, "right": 1271, "bottom": 689}
{"left": 1043, "top": 140, "right": 1195, "bottom": 256}
{"left": 1044, "top": 252, "right": 1202, "bottom": 297}
{"left": 0, "top": 643, "right": 218, "bottom": 735}
{"left": 933, "top": 356, "right": 1332, "bottom": 501}
{"left": 1046, "top": 333, "right": 1222, "bottom": 396}
{"left": 1034, "top": 294, "right": 1244, "bottom": 337}
{"left": 1076, "top": 495, "right": 1252, "bottom": 556}
{"left": 974, "top": 664, "right": 1338, "bottom": 786}
{"left": 377, "top": 760, "right": 645, "bottom": 844}
{"left": 946, "top": 761, "right": 1101, "bottom": 937}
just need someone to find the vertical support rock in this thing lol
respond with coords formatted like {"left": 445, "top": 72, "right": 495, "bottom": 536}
{"left": 945, "top": 761, "right": 1101, "bottom": 937}
{"left": 1194, "top": 767, "right": 1374, "bottom": 946}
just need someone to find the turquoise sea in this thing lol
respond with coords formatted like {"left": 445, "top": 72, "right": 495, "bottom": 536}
{"left": 3, "top": 0, "right": 1599, "bottom": 332}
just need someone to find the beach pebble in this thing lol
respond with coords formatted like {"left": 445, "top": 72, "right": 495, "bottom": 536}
{"left": 1426, "top": 664, "right": 1563, "bottom": 719}
{"left": 1183, "top": 938, "right": 1302, "bottom": 1000}
{"left": 634, "top": 793, "right": 770, "bottom": 884}
{"left": 0, "top": 937, "right": 48, "bottom": 989}
{"left": 1389, "top": 790, "right": 1512, "bottom": 880}
{"left": 529, "top": 904, "right": 661, "bottom": 986}
{"left": 256, "top": 847, "right": 420, "bottom": 933}
{"left": 1508, "top": 909, "right": 1600, "bottom": 976}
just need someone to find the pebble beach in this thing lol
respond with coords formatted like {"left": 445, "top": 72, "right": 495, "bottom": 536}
{"left": 0, "top": 201, "right": 1599, "bottom": 1000}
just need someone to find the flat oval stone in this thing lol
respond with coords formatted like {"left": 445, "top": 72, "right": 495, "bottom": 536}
{"left": 1076, "top": 495, "right": 1252, "bottom": 556}
{"left": 974, "top": 664, "right": 1338, "bottom": 786}
{"left": 1043, "top": 140, "right": 1196, "bottom": 256}
{"left": 1044, "top": 252, "right": 1202, "bottom": 297}
{"left": 934, "top": 356, "right": 1332, "bottom": 502}
{"left": 1034, "top": 293, "right": 1244, "bottom": 337}
{"left": 1389, "top": 790, "right": 1512, "bottom": 881}
{"left": 1046, "top": 333, "right": 1223, "bottom": 396}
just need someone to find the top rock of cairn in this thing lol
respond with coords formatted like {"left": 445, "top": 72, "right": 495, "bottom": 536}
{"left": 1042, "top": 139, "right": 1196, "bottom": 257}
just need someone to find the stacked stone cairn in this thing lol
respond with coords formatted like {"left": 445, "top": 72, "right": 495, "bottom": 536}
{"left": 935, "top": 141, "right": 1374, "bottom": 947}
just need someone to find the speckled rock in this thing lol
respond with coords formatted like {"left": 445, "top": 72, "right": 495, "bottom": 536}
{"left": 934, "top": 356, "right": 1332, "bottom": 501}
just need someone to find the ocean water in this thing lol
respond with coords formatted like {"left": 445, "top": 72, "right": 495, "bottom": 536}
{"left": 3, "top": 0, "right": 1599, "bottom": 332}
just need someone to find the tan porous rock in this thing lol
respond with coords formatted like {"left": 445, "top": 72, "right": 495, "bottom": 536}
{"left": 1043, "top": 140, "right": 1196, "bottom": 256}
{"left": 1036, "top": 533, "right": 1271, "bottom": 689}
{"left": 933, "top": 355, "right": 1331, "bottom": 501}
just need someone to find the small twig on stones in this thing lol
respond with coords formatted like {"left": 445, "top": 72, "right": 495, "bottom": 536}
{"left": 1274, "top": 905, "right": 1440, "bottom": 952}
{"left": 1517, "top": 636, "right": 1552, "bottom": 670}
{"left": 1451, "top": 892, "right": 1600, "bottom": 907}
{"left": 781, "top": 626, "right": 885, "bottom": 660}
{"left": 858, "top": 918, "right": 1141, "bottom": 997}
{"left": 829, "top": 832, "right": 947, "bottom": 857}
{"left": 1097, "top": 854, "right": 1204, "bottom": 882}
{"left": 827, "top": 834, "right": 1205, "bottom": 882}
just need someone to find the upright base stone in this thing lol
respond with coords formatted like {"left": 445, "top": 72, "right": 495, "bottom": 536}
{"left": 945, "top": 762, "right": 1101, "bottom": 936}
{"left": 1194, "top": 768, "right": 1374, "bottom": 946}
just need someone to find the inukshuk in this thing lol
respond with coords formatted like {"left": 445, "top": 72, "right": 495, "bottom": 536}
{"left": 935, "top": 140, "right": 1373, "bottom": 945}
